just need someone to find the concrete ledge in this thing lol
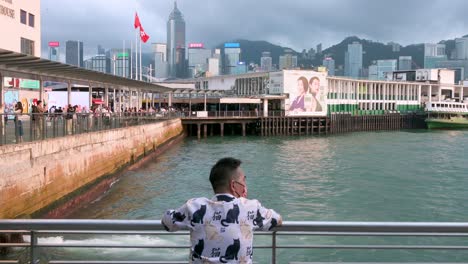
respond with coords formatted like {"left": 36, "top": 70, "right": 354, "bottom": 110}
{"left": 0, "top": 119, "right": 183, "bottom": 218}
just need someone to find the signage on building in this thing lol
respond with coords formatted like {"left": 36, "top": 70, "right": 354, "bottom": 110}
{"left": 188, "top": 43, "right": 204, "bottom": 49}
{"left": 4, "top": 77, "right": 40, "bottom": 89}
{"left": 224, "top": 43, "right": 240, "bottom": 48}
{"left": 118, "top": 52, "right": 129, "bottom": 58}
{"left": 0, "top": 0, "right": 14, "bottom": 19}
{"left": 48, "top": 41, "right": 60, "bottom": 47}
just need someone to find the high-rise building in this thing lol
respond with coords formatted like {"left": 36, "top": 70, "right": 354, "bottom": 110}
{"left": 223, "top": 43, "right": 241, "bottom": 75}
{"left": 322, "top": 57, "right": 335, "bottom": 76}
{"left": 398, "top": 56, "right": 412, "bottom": 71}
{"left": 279, "top": 49, "right": 297, "bottom": 70}
{"left": 424, "top": 43, "right": 447, "bottom": 68}
{"left": 86, "top": 55, "right": 110, "bottom": 74}
{"left": 308, "top": 48, "right": 316, "bottom": 59}
{"left": 424, "top": 43, "right": 446, "bottom": 57}
{"left": 107, "top": 48, "right": 131, "bottom": 78}
{"left": 368, "top": 64, "right": 378, "bottom": 80}
{"left": 153, "top": 43, "right": 168, "bottom": 79}
{"left": 0, "top": 0, "right": 41, "bottom": 56}
{"left": 316, "top": 43, "right": 322, "bottom": 55}
{"left": 455, "top": 38, "right": 468, "bottom": 60}
{"left": 66, "top": 40, "right": 83, "bottom": 67}
{"left": 187, "top": 43, "right": 211, "bottom": 78}
{"left": 208, "top": 58, "right": 220, "bottom": 77}
{"left": 375, "top": 59, "right": 397, "bottom": 80}
{"left": 234, "top": 62, "right": 247, "bottom": 75}
{"left": 260, "top": 51, "right": 272, "bottom": 72}
{"left": 97, "top": 45, "right": 105, "bottom": 55}
{"left": 48, "top": 41, "right": 60, "bottom": 62}
{"left": 344, "top": 42, "right": 363, "bottom": 78}
{"left": 388, "top": 42, "right": 401, "bottom": 52}
{"left": 166, "top": 1, "right": 186, "bottom": 78}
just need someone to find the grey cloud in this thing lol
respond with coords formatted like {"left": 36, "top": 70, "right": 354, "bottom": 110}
{"left": 41, "top": 0, "right": 468, "bottom": 58}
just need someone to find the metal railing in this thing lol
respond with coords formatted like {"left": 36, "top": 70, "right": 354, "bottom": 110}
{"left": 2, "top": 220, "right": 468, "bottom": 264}
{"left": 180, "top": 110, "right": 286, "bottom": 118}
{"left": 0, "top": 112, "right": 182, "bottom": 146}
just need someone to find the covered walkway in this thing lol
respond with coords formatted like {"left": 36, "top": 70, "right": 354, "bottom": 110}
{"left": 0, "top": 48, "right": 172, "bottom": 111}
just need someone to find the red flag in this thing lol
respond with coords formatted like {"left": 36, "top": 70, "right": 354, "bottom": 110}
{"left": 139, "top": 25, "right": 150, "bottom": 43}
{"left": 134, "top": 12, "right": 141, "bottom": 29}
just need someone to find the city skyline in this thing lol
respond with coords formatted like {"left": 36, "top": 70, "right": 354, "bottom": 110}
{"left": 41, "top": 0, "right": 468, "bottom": 58}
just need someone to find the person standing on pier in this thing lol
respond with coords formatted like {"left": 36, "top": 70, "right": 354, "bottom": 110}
{"left": 162, "top": 157, "right": 282, "bottom": 264}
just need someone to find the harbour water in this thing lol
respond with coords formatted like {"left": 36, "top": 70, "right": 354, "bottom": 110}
{"left": 33, "top": 130, "right": 468, "bottom": 262}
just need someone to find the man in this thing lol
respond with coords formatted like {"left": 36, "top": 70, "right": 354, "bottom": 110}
{"left": 162, "top": 157, "right": 282, "bottom": 264}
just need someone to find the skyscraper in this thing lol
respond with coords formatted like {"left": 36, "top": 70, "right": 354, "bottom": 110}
{"left": 153, "top": 43, "right": 168, "bottom": 78}
{"left": 187, "top": 43, "right": 212, "bottom": 78}
{"left": 48, "top": 41, "right": 60, "bottom": 62}
{"left": 107, "top": 48, "right": 131, "bottom": 78}
{"left": 97, "top": 45, "right": 105, "bottom": 55}
{"left": 322, "top": 57, "right": 335, "bottom": 76}
{"left": 398, "top": 56, "right": 412, "bottom": 71}
{"left": 166, "top": 1, "right": 186, "bottom": 78}
{"left": 455, "top": 38, "right": 468, "bottom": 60}
{"left": 260, "top": 51, "right": 272, "bottom": 72}
{"left": 279, "top": 49, "right": 297, "bottom": 70}
{"left": 223, "top": 43, "right": 241, "bottom": 75}
{"left": 424, "top": 43, "right": 446, "bottom": 68}
{"left": 66, "top": 40, "right": 83, "bottom": 67}
{"left": 344, "top": 42, "right": 363, "bottom": 78}
{"left": 316, "top": 43, "right": 322, "bottom": 55}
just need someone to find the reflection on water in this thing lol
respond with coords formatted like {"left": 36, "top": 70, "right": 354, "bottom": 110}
{"left": 56, "top": 131, "right": 468, "bottom": 262}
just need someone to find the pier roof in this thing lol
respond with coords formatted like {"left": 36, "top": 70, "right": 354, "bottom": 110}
{"left": 0, "top": 48, "right": 172, "bottom": 92}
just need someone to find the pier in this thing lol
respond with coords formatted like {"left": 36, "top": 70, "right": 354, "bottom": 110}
{"left": 181, "top": 112, "right": 426, "bottom": 139}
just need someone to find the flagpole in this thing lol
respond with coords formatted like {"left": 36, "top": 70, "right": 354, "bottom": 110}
{"left": 130, "top": 41, "right": 133, "bottom": 79}
{"left": 135, "top": 29, "right": 138, "bottom": 80}
{"left": 123, "top": 40, "right": 125, "bottom": 78}
{"left": 140, "top": 34, "right": 142, "bottom": 81}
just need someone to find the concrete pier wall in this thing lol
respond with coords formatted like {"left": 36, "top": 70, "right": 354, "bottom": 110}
{"left": 0, "top": 119, "right": 183, "bottom": 218}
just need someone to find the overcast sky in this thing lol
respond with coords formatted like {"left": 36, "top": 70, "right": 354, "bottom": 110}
{"left": 41, "top": 0, "right": 468, "bottom": 58}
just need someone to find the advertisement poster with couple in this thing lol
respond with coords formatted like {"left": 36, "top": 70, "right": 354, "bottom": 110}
{"left": 285, "top": 70, "right": 328, "bottom": 116}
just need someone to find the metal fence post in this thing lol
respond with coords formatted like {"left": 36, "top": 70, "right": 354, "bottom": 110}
{"left": 30, "top": 230, "right": 38, "bottom": 264}
{"left": 271, "top": 231, "right": 277, "bottom": 264}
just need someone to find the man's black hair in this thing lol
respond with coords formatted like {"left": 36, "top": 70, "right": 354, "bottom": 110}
{"left": 209, "top": 157, "right": 242, "bottom": 192}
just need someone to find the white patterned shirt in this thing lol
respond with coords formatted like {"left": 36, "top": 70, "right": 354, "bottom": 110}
{"left": 162, "top": 193, "right": 281, "bottom": 264}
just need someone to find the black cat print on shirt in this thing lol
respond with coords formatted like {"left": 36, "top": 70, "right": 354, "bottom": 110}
{"left": 252, "top": 209, "right": 265, "bottom": 228}
{"left": 221, "top": 204, "right": 240, "bottom": 227}
{"left": 192, "top": 239, "right": 204, "bottom": 261}
{"left": 219, "top": 238, "right": 240, "bottom": 263}
{"left": 191, "top": 205, "right": 206, "bottom": 226}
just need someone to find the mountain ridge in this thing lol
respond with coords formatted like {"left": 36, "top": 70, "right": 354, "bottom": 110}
{"left": 214, "top": 35, "right": 467, "bottom": 70}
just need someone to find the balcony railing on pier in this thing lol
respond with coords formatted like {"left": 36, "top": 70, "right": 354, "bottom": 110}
{"left": 180, "top": 110, "right": 286, "bottom": 118}
{"left": 0, "top": 112, "right": 182, "bottom": 146}
{"left": 2, "top": 220, "right": 468, "bottom": 264}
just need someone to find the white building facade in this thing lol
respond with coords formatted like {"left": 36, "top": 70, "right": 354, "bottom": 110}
{"left": 0, "top": 0, "right": 41, "bottom": 56}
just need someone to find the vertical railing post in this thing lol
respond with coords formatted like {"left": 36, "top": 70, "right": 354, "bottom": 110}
{"left": 30, "top": 230, "right": 38, "bottom": 264}
{"left": 271, "top": 231, "right": 277, "bottom": 264}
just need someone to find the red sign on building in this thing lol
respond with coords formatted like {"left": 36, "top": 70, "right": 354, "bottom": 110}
{"left": 48, "top": 41, "right": 60, "bottom": 47}
{"left": 188, "top": 43, "right": 204, "bottom": 49}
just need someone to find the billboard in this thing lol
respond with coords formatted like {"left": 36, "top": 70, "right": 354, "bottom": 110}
{"left": 48, "top": 41, "right": 60, "bottom": 47}
{"left": 188, "top": 43, "right": 204, "bottom": 49}
{"left": 224, "top": 43, "right": 240, "bottom": 48}
{"left": 284, "top": 70, "right": 328, "bottom": 116}
{"left": 4, "top": 77, "right": 40, "bottom": 89}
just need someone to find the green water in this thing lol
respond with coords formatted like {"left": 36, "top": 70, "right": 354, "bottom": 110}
{"left": 40, "top": 131, "right": 468, "bottom": 262}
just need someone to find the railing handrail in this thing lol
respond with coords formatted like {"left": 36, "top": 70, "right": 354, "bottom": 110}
{"left": 2, "top": 220, "right": 468, "bottom": 233}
